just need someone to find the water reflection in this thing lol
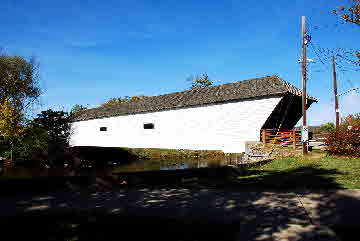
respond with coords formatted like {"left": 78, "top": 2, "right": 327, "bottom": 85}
{"left": 161, "top": 163, "right": 189, "bottom": 170}
{"left": 113, "top": 154, "right": 244, "bottom": 173}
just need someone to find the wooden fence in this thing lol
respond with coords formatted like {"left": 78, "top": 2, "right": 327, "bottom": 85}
{"left": 260, "top": 129, "right": 302, "bottom": 149}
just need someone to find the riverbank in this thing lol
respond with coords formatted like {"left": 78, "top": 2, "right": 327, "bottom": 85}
{"left": 71, "top": 146, "right": 226, "bottom": 162}
{"left": 120, "top": 147, "right": 226, "bottom": 160}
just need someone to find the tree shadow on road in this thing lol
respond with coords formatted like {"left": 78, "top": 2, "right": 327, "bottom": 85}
{"left": 2, "top": 165, "right": 355, "bottom": 240}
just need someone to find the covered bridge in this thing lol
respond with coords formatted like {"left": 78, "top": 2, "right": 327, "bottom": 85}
{"left": 70, "top": 75, "right": 316, "bottom": 153}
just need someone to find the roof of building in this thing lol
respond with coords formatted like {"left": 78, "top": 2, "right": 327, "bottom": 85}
{"left": 72, "top": 75, "right": 317, "bottom": 122}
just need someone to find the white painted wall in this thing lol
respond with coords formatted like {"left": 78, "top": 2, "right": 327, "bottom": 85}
{"left": 70, "top": 97, "right": 282, "bottom": 153}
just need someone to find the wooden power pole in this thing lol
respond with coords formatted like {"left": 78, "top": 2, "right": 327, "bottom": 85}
{"left": 332, "top": 56, "right": 340, "bottom": 129}
{"left": 301, "top": 16, "right": 308, "bottom": 155}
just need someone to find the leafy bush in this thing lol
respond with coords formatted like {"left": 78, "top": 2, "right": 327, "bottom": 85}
{"left": 325, "top": 114, "right": 360, "bottom": 156}
{"left": 1, "top": 109, "right": 73, "bottom": 168}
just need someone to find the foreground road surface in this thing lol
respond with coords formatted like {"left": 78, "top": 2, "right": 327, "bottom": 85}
{"left": 3, "top": 188, "right": 358, "bottom": 240}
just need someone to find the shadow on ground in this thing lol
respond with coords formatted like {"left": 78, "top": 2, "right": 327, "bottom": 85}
{"left": 106, "top": 164, "right": 344, "bottom": 191}
{"left": 2, "top": 165, "right": 356, "bottom": 240}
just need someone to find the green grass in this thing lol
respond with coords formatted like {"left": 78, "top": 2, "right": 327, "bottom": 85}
{"left": 0, "top": 168, "right": 33, "bottom": 180}
{"left": 0, "top": 175, "right": 32, "bottom": 180}
{"left": 235, "top": 154, "right": 360, "bottom": 189}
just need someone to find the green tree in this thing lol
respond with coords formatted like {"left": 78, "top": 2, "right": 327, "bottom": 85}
{"left": 0, "top": 53, "right": 41, "bottom": 113}
{"left": 0, "top": 51, "right": 41, "bottom": 166}
{"left": 101, "top": 95, "right": 146, "bottom": 107}
{"left": 31, "top": 109, "right": 71, "bottom": 167}
{"left": 11, "top": 122, "right": 48, "bottom": 167}
{"left": 70, "top": 104, "right": 88, "bottom": 116}
{"left": 32, "top": 109, "right": 71, "bottom": 145}
{"left": 319, "top": 122, "right": 336, "bottom": 133}
{"left": 188, "top": 73, "right": 214, "bottom": 89}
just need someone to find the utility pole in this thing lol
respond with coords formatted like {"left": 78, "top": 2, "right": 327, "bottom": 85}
{"left": 332, "top": 56, "right": 340, "bottom": 129}
{"left": 301, "top": 16, "right": 308, "bottom": 155}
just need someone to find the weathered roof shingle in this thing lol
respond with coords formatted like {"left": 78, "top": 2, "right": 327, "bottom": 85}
{"left": 73, "top": 75, "right": 317, "bottom": 122}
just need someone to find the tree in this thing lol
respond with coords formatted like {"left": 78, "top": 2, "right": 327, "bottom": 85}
{"left": 187, "top": 73, "right": 214, "bottom": 89}
{"left": 101, "top": 95, "right": 146, "bottom": 107}
{"left": 32, "top": 109, "right": 71, "bottom": 145}
{"left": 70, "top": 104, "right": 88, "bottom": 116}
{"left": 325, "top": 113, "right": 360, "bottom": 156}
{"left": 31, "top": 109, "right": 71, "bottom": 167}
{"left": 0, "top": 99, "right": 24, "bottom": 166}
{"left": 342, "top": 112, "right": 360, "bottom": 127}
{"left": 0, "top": 99, "right": 23, "bottom": 141}
{"left": 318, "top": 122, "right": 336, "bottom": 133}
{"left": 333, "top": 0, "right": 360, "bottom": 62}
{"left": 11, "top": 121, "right": 48, "bottom": 167}
{"left": 0, "top": 52, "right": 41, "bottom": 166}
{"left": 333, "top": 0, "right": 360, "bottom": 26}
{"left": 0, "top": 53, "right": 41, "bottom": 114}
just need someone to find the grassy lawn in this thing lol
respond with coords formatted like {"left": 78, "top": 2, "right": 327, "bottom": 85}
{"left": 235, "top": 153, "right": 360, "bottom": 189}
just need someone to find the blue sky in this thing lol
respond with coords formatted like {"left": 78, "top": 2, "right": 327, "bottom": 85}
{"left": 1, "top": 0, "right": 359, "bottom": 125}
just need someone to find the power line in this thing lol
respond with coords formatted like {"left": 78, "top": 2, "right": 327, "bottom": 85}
{"left": 336, "top": 53, "right": 360, "bottom": 67}
{"left": 337, "top": 86, "right": 360, "bottom": 97}
{"left": 306, "top": 18, "right": 359, "bottom": 72}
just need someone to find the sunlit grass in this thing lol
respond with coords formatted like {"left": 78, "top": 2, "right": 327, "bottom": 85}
{"left": 236, "top": 154, "right": 360, "bottom": 189}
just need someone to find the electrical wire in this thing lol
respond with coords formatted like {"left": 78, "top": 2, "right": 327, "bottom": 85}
{"left": 304, "top": 17, "right": 360, "bottom": 116}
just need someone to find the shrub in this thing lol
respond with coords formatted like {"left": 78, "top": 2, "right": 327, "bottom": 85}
{"left": 325, "top": 114, "right": 360, "bottom": 156}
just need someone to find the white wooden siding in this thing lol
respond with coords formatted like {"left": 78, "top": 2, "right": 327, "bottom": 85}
{"left": 70, "top": 97, "right": 282, "bottom": 153}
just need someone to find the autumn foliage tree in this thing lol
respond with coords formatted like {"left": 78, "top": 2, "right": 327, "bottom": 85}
{"left": 333, "top": 0, "right": 360, "bottom": 62}
{"left": 0, "top": 51, "right": 41, "bottom": 166}
{"left": 0, "top": 99, "right": 23, "bottom": 166}
{"left": 333, "top": 0, "right": 360, "bottom": 26}
{"left": 325, "top": 113, "right": 360, "bottom": 157}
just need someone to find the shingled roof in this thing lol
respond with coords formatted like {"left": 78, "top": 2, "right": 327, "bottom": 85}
{"left": 72, "top": 75, "right": 317, "bottom": 122}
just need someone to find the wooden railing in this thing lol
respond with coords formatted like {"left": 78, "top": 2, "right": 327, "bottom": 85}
{"left": 260, "top": 129, "right": 302, "bottom": 149}
{"left": 312, "top": 133, "right": 329, "bottom": 142}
